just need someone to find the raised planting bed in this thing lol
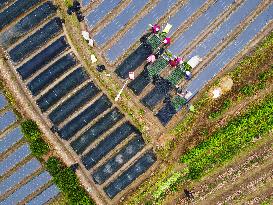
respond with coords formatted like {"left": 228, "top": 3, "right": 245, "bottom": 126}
{"left": 166, "top": 64, "right": 186, "bottom": 86}
{"left": 128, "top": 68, "right": 151, "bottom": 95}
{"left": 141, "top": 78, "right": 173, "bottom": 110}
{"left": 147, "top": 57, "right": 169, "bottom": 79}
{"left": 115, "top": 44, "right": 153, "bottom": 79}
{"left": 142, "top": 62, "right": 191, "bottom": 111}
{"left": 155, "top": 94, "right": 187, "bottom": 125}
{"left": 156, "top": 102, "right": 176, "bottom": 125}
{"left": 147, "top": 34, "right": 162, "bottom": 51}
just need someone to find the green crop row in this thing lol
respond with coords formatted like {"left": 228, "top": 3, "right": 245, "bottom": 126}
{"left": 180, "top": 95, "right": 273, "bottom": 179}
{"left": 151, "top": 168, "right": 189, "bottom": 202}
{"left": 124, "top": 32, "right": 273, "bottom": 205}
{"left": 147, "top": 35, "right": 162, "bottom": 51}
{"left": 240, "top": 67, "right": 273, "bottom": 96}
{"left": 171, "top": 96, "right": 187, "bottom": 111}
{"left": 147, "top": 58, "right": 168, "bottom": 78}
{"left": 46, "top": 157, "right": 95, "bottom": 205}
{"left": 21, "top": 120, "right": 49, "bottom": 158}
{"left": 167, "top": 66, "right": 185, "bottom": 86}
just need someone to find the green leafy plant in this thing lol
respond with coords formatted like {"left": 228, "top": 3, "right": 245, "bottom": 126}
{"left": 46, "top": 157, "right": 95, "bottom": 205}
{"left": 167, "top": 65, "right": 186, "bottom": 86}
{"left": 21, "top": 120, "right": 42, "bottom": 141}
{"left": 164, "top": 50, "right": 173, "bottom": 58}
{"left": 152, "top": 168, "right": 189, "bottom": 202}
{"left": 184, "top": 62, "right": 192, "bottom": 71}
{"left": 209, "top": 99, "right": 232, "bottom": 119}
{"left": 21, "top": 120, "right": 49, "bottom": 158}
{"left": 147, "top": 35, "right": 162, "bottom": 50}
{"left": 46, "top": 157, "right": 63, "bottom": 175}
{"left": 29, "top": 138, "right": 49, "bottom": 158}
{"left": 240, "top": 85, "right": 254, "bottom": 96}
{"left": 158, "top": 32, "right": 167, "bottom": 40}
{"left": 258, "top": 68, "right": 273, "bottom": 82}
{"left": 171, "top": 96, "right": 187, "bottom": 111}
{"left": 180, "top": 96, "right": 273, "bottom": 179}
{"left": 147, "top": 58, "right": 168, "bottom": 78}
{"left": 257, "top": 81, "right": 266, "bottom": 90}
{"left": 64, "top": 0, "right": 73, "bottom": 7}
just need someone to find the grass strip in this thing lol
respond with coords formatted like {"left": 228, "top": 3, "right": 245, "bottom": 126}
{"left": 46, "top": 157, "right": 95, "bottom": 205}
{"left": 21, "top": 120, "right": 49, "bottom": 158}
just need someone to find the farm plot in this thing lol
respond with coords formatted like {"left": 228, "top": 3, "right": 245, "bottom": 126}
{"left": 85, "top": 0, "right": 122, "bottom": 29}
{"left": 94, "top": 0, "right": 149, "bottom": 46}
{"left": 0, "top": 93, "right": 60, "bottom": 204}
{"left": 169, "top": 0, "right": 235, "bottom": 55}
{"left": 105, "top": 0, "right": 178, "bottom": 63}
{"left": 84, "top": 0, "right": 272, "bottom": 127}
{"left": 2, "top": 0, "right": 273, "bottom": 203}
{"left": 0, "top": 0, "right": 156, "bottom": 202}
{"left": 156, "top": 1, "right": 273, "bottom": 125}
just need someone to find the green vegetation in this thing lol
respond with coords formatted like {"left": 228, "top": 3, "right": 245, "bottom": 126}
{"left": 181, "top": 95, "right": 273, "bottom": 179}
{"left": 258, "top": 67, "right": 273, "bottom": 81}
{"left": 167, "top": 66, "right": 185, "bottom": 86}
{"left": 240, "top": 68, "right": 273, "bottom": 96}
{"left": 240, "top": 84, "right": 255, "bottom": 96}
{"left": 209, "top": 99, "right": 232, "bottom": 119}
{"left": 147, "top": 58, "right": 168, "bottom": 78}
{"left": 21, "top": 120, "right": 49, "bottom": 158}
{"left": 210, "top": 65, "right": 272, "bottom": 119}
{"left": 45, "top": 157, "right": 63, "bottom": 175}
{"left": 152, "top": 168, "right": 189, "bottom": 202}
{"left": 125, "top": 33, "right": 273, "bottom": 205}
{"left": 184, "top": 62, "right": 192, "bottom": 71}
{"left": 64, "top": 0, "right": 73, "bottom": 7}
{"left": 152, "top": 95, "right": 273, "bottom": 203}
{"left": 260, "top": 197, "right": 273, "bottom": 205}
{"left": 21, "top": 120, "right": 42, "bottom": 141}
{"left": 20, "top": 121, "right": 94, "bottom": 204}
{"left": 46, "top": 157, "right": 95, "bottom": 205}
{"left": 124, "top": 165, "right": 175, "bottom": 205}
{"left": 0, "top": 81, "right": 21, "bottom": 117}
{"left": 164, "top": 50, "right": 173, "bottom": 58}
{"left": 29, "top": 138, "right": 50, "bottom": 158}
{"left": 172, "top": 96, "right": 186, "bottom": 111}
{"left": 147, "top": 35, "right": 162, "bottom": 50}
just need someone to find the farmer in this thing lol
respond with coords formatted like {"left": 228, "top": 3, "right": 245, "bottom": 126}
{"left": 169, "top": 56, "right": 182, "bottom": 67}
{"left": 184, "top": 189, "right": 194, "bottom": 199}
{"left": 169, "top": 59, "right": 177, "bottom": 67}
{"left": 147, "top": 54, "right": 156, "bottom": 63}
{"left": 185, "top": 71, "right": 192, "bottom": 80}
{"left": 152, "top": 24, "right": 160, "bottom": 34}
{"left": 163, "top": 37, "right": 171, "bottom": 45}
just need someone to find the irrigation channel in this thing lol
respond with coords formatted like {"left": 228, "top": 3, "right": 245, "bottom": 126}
{"left": 0, "top": 0, "right": 156, "bottom": 202}
{"left": 84, "top": 0, "right": 273, "bottom": 126}
{"left": 0, "top": 92, "right": 60, "bottom": 204}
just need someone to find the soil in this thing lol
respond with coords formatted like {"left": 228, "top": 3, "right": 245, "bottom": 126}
{"left": 2, "top": 0, "right": 272, "bottom": 204}
{"left": 170, "top": 50, "right": 273, "bottom": 163}
{"left": 165, "top": 132, "right": 273, "bottom": 205}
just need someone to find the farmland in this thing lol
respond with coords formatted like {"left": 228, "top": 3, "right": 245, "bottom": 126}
{"left": 0, "top": 0, "right": 272, "bottom": 204}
